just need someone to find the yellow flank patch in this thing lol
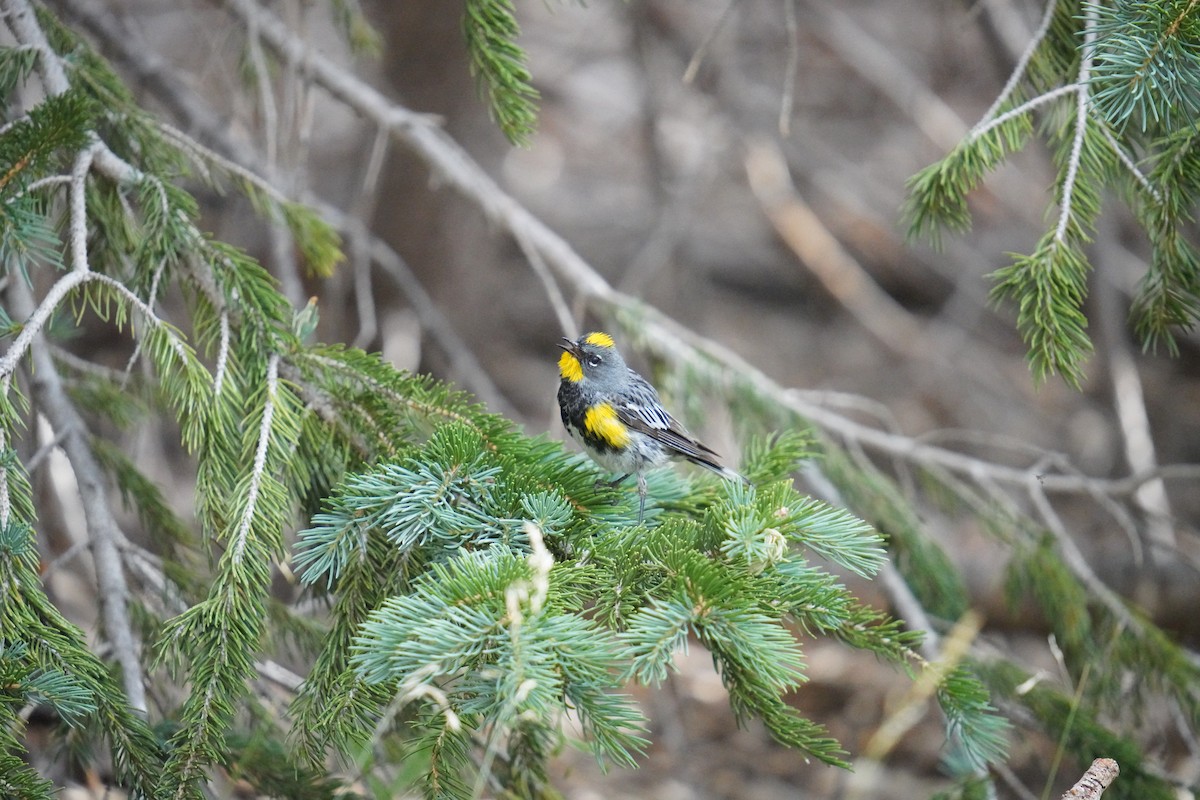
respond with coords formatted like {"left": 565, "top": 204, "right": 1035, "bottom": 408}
{"left": 583, "top": 331, "right": 615, "bottom": 348}
{"left": 558, "top": 351, "right": 583, "bottom": 383}
{"left": 584, "top": 402, "right": 630, "bottom": 448}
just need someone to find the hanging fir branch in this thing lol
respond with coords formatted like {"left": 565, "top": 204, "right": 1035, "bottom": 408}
{"left": 462, "top": 0, "right": 540, "bottom": 145}
{"left": 906, "top": 0, "right": 1200, "bottom": 379}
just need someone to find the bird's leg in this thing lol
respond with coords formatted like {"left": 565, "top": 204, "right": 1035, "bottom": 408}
{"left": 636, "top": 472, "right": 647, "bottom": 523}
{"left": 596, "top": 473, "right": 630, "bottom": 490}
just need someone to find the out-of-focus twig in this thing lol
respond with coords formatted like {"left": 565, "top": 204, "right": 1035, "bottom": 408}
{"left": 1094, "top": 224, "right": 1175, "bottom": 552}
{"left": 803, "top": 0, "right": 967, "bottom": 151}
{"left": 744, "top": 137, "right": 926, "bottom": 354}
{"left": 681, "top": 0, "right": 740, "bottom": 84}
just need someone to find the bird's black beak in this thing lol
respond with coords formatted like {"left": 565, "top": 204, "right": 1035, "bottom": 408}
{"left": 558, "top": 337, "right": 580, "bottom": 356}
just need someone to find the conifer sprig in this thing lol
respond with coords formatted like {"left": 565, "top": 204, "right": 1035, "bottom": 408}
{"left": 462, "top": 0, "right": 539, "bottom": 145}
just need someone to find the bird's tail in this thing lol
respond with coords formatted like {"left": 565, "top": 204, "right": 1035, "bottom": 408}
{"left": 688, "top": 455, "right": 752, "bottom": 486}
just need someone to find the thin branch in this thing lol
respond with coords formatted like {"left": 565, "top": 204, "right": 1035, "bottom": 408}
{"left": 973, "top": 0, "right": 1059, "bottom": 133}
{"left": 779, "top": 0, "right": 798, "bottom": 136}
{"left": 121, "top": 257, "right": 170, "bottom": 385}
{"left": 1056, "top": 5, "right": 1098, "bottom": 244}
{"left": 230, "top": 353, "right": 280, "bottom": 565}
{"left": 10, "top": 173, "right": 71, "bottom": 200}
{"left": 970, "top": 83, "right": 1080, "bottom": 142}
{"left": 0, "top": 427, "right": 11, "bottom": 531}
{"left": 88, "top": 272, "right": 191, "bottom": 362}
{"left": 682, "top": 0, "right": 740, "bottom": 85}
{"left": 513, "top": 222, "right": 576, "bottom": 341}
{"left": 350, "top": 126, "right": 390, "bottom": 350}
{"left": 0, "top": 270, "right": 91, "bottom": 382}
{"left": 1027, "top": 476, "right": 1139, "bottom": 632}
{"left": 214, "top": 308, "right": 231, "bottom": 397}
{"left": 1099, "top": 126, "right": 1159, "bottom": 203}
{"left": 4, "top": 0, "right": 70, "bottom": 93}
{"left": 68, "top": 139, "right": 102, "bottom": 271}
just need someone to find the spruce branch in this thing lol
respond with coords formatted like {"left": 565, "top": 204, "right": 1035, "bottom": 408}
{"left": 1088, "top": 0, "right": 1200, "bottom": 131}
{"left": 6, "top": 277, "right": 147, "bottom": 713}
{"left": 462, "top": 0, "right": 540, "bottom": 145}
{"left": 969, "top": 83, "right": 1080, "bottom": 145}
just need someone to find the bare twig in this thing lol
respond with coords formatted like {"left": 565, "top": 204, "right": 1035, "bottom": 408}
{"left": 744, "top": 138, "right": 926, "bottom": 354}
{"left": 970, "top": 83, "right": 1080, "bottom": 141}
{"left": 682, "top": 0, "right": 740, "bottom": 85}
{"left": 1060, "top": 758, "right": 1118, "bottom": 800}
{"left": 0, "top": 271, "right": 91, "bottom": 381}
{"left": 779, "top": 0, "right": 798, "bottom": 136}
{"left": 1027, "top": 478, "right": 1139, "bottom": 631}
{"left": 973, "top": 0, "right": 1059, "bottom": 132}
{"left": 350, "top": 126, "right": 390, "bottom": 349}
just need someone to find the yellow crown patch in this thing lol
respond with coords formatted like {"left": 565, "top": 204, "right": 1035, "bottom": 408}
{"left": 583, "top": 331, "right": 615, "bottom": 348}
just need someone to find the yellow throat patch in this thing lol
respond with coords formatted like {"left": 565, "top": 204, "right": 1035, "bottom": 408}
{"left": 558, "top": 351, "right": 583, "bottom": 383}
{"left": 583, "top": 331, "right": 615, "bottom": 348}
{"left": 584, "top": 402, "right": 630, "bottom": 448}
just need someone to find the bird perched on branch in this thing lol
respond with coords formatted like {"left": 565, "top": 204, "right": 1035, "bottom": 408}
{"left": 556, "top": 331, "right": 745, "bottom": 521}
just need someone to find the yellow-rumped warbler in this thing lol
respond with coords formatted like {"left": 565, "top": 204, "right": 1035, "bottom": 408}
{"left": 556, "top": 331, "right": 745, "bottom": 521}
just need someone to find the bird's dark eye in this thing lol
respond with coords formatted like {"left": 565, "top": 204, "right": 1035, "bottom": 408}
{"left": 586, "top": 354, "right": 602, "bottom": 367}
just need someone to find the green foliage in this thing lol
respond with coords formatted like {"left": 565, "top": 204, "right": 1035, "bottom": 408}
{"left": 293, "top": 426, "right": 910, "bottom": 784}
{"left": 0, "top": 512, "right": 165, "bottom": 798}
{"left": 990, "top": 234, "right": 1094, "bottom": 386}
{"left": 0, "top": 89, "right": 93, "bottom": 197}
{"left": 936, "top": 664, "right": 1011, "bottom": 771}
{"left": 0, "top": 38, "right": 925, "bottom": 792}
{"left": 904, "top": 109, "right": 1033, "bottom": 246}
{"left": 906, "top": 0, "right": 1200, "bottom": 379}
{"left": 462, "top": 0, "right": 540, "bottom": 145}
{"left": 1088, "top": 1, "right": 1200, "bottom": 131}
